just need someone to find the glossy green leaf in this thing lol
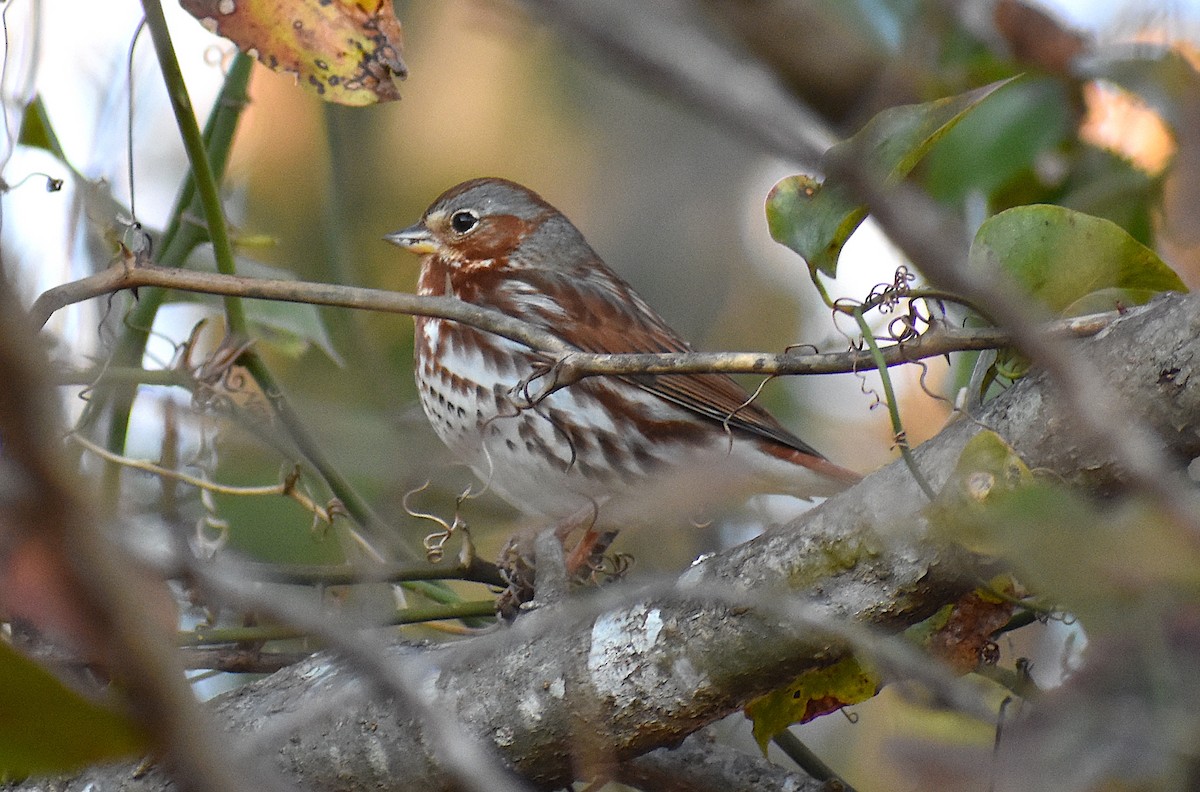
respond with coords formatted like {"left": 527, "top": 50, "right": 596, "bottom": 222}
{"left": 0, "top": 641, "right": 145, "bottom": 775}
{"left": 768, "top": 78, "right": 1015, "bottom": 278}
{"left": 765, "top": 176, "right": 865, "bottom": 280}
{"left": 968, "top": 204, "right": 1186, "bottom": 315}
{"left": 923, "top": 77, "right": 1073, "bottom": 204}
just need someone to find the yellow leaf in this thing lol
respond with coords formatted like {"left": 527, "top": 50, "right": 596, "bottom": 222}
{"left": 181, "top": 0, "right": 407, "bottom": 106}
{"left": 744, "top": 655, "right": 881, "bottom": 754}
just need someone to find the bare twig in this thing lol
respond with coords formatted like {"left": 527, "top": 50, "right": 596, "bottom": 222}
{"left": 70, "top": 433, "right": 340, "bottom": 525}
{"left": 176, "top": 600, "right": 497, "bottom": 647}
{"left": 33, "top": 260, "right": 1116, "bottom": 378}
{"left": 32, "top": 259, "right": 568, "bottom": 351}
{"left": 240, "top": 559, "right": 506, "bottom": 587}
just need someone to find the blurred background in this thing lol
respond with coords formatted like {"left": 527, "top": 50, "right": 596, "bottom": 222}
{"left": 4, "top": 0, "right": 1199, "bottom": 787}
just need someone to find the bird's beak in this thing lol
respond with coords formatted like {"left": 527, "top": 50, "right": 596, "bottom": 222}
{"left": 384, "top": 222, "right": 437, "bottom": 255}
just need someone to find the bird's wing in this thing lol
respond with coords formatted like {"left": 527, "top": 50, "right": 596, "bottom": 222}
{"left": 521, "top": 271, "right": 829, "bottom": 461}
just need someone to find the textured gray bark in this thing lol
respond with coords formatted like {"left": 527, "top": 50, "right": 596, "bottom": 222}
{"left": 11, "top": 293, "right": 1200, "bottom": 791}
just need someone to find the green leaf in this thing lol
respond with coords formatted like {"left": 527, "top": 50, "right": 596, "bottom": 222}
{"left": 926, "top": 430, "right": 1033, "bottom": 552}
{"left": 0, "top": 641, "right": 146, "bottom": 775}
{"left": 17, "top": 97, "right": 67, "bottom": 161}
{"left": 744, "top": 655, "right": 880, "bottom": 754}
{"left": 968, "top": 204, "right": 1186, "bottom": 315}
{"left": 923, "top": 77, "right": 1073, "bottom": 204}
{"left": 948, "top": 484, "right": 1200, "bottom": 626}
{"left": 765, "top": 176, "right": 865, "bottom": 280}
{"left": 1059, "top": 146, "right": 1160, "bottom": 247}
{"left": 768, "top": 78, "right": 1015, "bottom": 278}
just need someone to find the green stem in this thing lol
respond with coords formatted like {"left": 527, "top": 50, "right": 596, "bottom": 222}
{"left": 241, "top": 560, "right": 505, "bottom": 588}
{"left": 135, "top": 10, "right": 423, "bottom": 566}
{"left": 771, "top": 730, "right": 857, "bottom": 790}
{"left": 140, "top": 0, "right": 246, "bottom": 332}
{"left": 106, "top": 11, "right": 461, "bottom": 605}
{"left": 177, "top": 600, "right": 498, "bottom": 646}
{"left": 852, "top": 306, "right": 936, "bottom": 499}
{"left": 809, "top": 270, "right": 837, "bottom": 310}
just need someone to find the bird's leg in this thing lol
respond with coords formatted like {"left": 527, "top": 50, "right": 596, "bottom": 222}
{"left": 528, "top": 527, "right": 569, "bottom": 606}
{"left": 496, "top": 503, "right": 618, "bottom": 618}
{"left": 562, "top": 526, "right": 619, "bottom": 583}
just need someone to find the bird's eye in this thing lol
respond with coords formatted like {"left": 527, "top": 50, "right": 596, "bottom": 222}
{"left": 449, "top": 210, "right": 479, "bottom": 235}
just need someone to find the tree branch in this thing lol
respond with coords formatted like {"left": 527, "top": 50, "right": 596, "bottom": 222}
{"left": 18, "top": 292, "right": 1200, "bottom": 792}
{"left": 32, "top": 260, "right": 1115, "bottom": 379}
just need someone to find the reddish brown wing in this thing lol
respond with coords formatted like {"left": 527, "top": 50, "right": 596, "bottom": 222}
{"left": 510, "top": 269, "right": 828, "bottom": 461}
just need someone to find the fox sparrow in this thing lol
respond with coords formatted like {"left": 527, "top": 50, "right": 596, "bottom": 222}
{"left": 386, "top": 178, "right": 858, "bottom": 567}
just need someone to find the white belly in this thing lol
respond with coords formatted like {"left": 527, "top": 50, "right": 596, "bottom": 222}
{"left": 415, "top": 320, "right": 830, "bottom": 525}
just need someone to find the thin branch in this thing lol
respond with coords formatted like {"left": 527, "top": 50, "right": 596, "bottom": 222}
{"left": 234, "top": 560, "right": 506, "bottom": 587}
{"left": 181, "top": 553, "right": 535, "bottom": 792}
{"left": 180, "top": 648, "right": 310, "bottom": 673}
{"left": 32, "top": 259, "right": 569, "bottom": 350}
{"left": 176, "top": 600, "right": 497, "bottom": 647}
{"left": 33, "top": 260, "right": 1116, "bottom": 378}
{"left": 70, "top": 433, "right": 340, "bottom": 525}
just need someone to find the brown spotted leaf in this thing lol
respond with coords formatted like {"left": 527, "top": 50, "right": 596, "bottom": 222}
{"left": 910, "top": 581, "right": 1019, "bottom": 674}
{"left": 181, "top": 0, "right": 407, "bottom": 105}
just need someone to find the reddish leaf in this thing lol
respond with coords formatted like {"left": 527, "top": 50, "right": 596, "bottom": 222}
{"left": 922, "top": 587, "right": 1016, "bottom": 674}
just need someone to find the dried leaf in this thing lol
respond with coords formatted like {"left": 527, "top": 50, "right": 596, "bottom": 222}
{"left": 912, "top": 584, "right": 1017, "bottom": 674}
{"left": 181, "top": 0, "right": 407, "bottom": 106}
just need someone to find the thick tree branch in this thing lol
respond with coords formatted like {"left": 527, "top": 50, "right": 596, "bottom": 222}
{"left": 16, "top": 292, "right": 1200, "bottom": 792}
{"left": 618, "top": 728, "right": 826, "bottom": 792}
